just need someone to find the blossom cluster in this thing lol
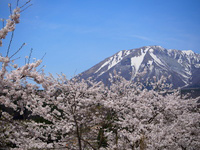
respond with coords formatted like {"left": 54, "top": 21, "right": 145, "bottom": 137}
{"left": 0, "top": 6, "right": 20, "bottom": 46}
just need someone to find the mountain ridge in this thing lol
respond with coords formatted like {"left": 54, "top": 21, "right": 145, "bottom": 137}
{"left": 77, "top": 46, "right": 200, "bottom": 88}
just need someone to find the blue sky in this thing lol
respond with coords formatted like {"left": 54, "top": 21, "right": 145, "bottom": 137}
{"left": 1, "top": 0, "right": 200, "bottom": 78}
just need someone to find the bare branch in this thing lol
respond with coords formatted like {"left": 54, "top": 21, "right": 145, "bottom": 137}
{"left": 20, "top": 0, "right": 32, "bottom": 9}
{"left": 37, "top": 65, "right": 45, "bottom": 72}
{"left": 9, "top": 43, "right": 26, "bottom": 59}
{"left": 6, "top": 31, "right": 14, "bottom": 57}
{"left": 8, "top": 3, "right": 12, "bottom": 15}
{"left": 17, "top": 0, "right": 20, "bottom": 7}
{"left": 20, "top": 4, "right": 33, "bottom": 13}
{"left": 11, "top": 57, "right": 21, "bottom": 62}
{"left": 1, "top": 18, "right": 5, "bottom": 28}
{"left": 28, "top": 48, "right": 33, "bottom": 64}
{"left": 40, "top": 52, "right": 46, "bottom": 61}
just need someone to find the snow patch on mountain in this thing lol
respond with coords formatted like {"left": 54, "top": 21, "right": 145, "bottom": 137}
{"left": 149, "top": 51, "right": 164, "bottom": 66}
{"left": 95, "top": 60, "right": 109, "bottom": 74}
{"left": 95, "top": 50, "right": 131, "bottom": 75}
{"left": 182, "top": 50, "right": 194, "bottom": 55}
{"left": 124, "top": 50, "right": 131, "bottom": 56}
{"left": 131, "top": 48, "right": 147, "bottom": 77}
{"left": 195, "top": 64, "right": 200, "bottom": 68}
{"left": 108, "top": 51, "right": 123, "bottom": 70}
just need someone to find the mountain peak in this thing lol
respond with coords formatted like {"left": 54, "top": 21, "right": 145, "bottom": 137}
{"left": 182, "top": 50, "right": 194, "bottom": 55}
{"left": 148, "top": 45, "right": 165, "bottom": 49}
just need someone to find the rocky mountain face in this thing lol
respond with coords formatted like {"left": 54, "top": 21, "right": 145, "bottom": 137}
{"left": 78, "top": 46, "right": 200, "bottom": 88}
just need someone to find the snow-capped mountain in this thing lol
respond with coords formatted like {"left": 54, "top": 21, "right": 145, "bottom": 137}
{"left": 78, "top": 46, "right": 200, "bottom": 88}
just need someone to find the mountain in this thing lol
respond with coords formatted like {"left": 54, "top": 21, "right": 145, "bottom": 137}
{"left": 78, "top": 46, "right": 200, "bottom": 88}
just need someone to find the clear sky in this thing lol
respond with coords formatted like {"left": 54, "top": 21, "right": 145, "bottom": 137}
{"left": 1, "top": 0, "right": 200, "bottom": 78}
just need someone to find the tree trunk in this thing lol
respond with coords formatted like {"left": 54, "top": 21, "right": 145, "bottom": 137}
{"left": 73, "top": 115, "right": 82, "bottom": 150}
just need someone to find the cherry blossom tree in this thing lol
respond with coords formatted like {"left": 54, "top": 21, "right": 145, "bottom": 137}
{"left": 0, "top": 1, "right": 56, "bottom": 148}
{"left": 99, "top": 74, "right": 200, "bottom": 150}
